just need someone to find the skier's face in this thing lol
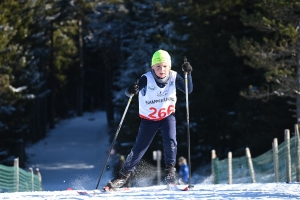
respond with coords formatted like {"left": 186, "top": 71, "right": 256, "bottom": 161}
{"left": 152, "top": 62, "right": 170, "bottom": 78}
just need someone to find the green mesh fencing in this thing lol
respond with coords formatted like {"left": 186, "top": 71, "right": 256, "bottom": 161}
{"left": 213, "top": 135, "right": 300, "bottom": 184}
{"left": 0, "top": 164, "right": 42, "bottom": 192}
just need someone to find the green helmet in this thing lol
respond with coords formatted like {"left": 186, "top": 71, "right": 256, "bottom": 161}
{"left": 151, "top": 49, "right": 171, "bottom": 67}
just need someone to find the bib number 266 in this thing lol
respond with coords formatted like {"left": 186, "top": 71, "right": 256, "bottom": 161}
{"left": 148, "top": 105, "right": 175, "bottom": 119}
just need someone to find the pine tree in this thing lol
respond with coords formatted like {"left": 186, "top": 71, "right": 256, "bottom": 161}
{"left": 230, "top": 1, "right": 300, "bottom": 123}
{"left": 0, "top": 0, "right": 45, "bottom": 165}
{"left": 162, "top": 0, "right": 295, "bottom": 164}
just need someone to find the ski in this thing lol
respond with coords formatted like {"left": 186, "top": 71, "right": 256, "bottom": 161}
{"left": 182, "top": 186, "right": 189, "bottom": 191}
{"left": 103, "top": 186, "right": 131, "bottom": 192}
{"left": 167, "top": 184, "right": 189, "bottom": 191}
{"left": 98, "top": 184, "right": 190, "bottom": 193}
{"left": 77, "top": 190, "right": 102, "bottom": 196}
{"left": 77, "top": 191, "right": 91, "bottom": 196}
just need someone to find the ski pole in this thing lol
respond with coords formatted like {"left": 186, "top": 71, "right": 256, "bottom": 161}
{"left": 95, "top": 94, "right": 134, "bottom": 189}
{"left": 184, "top": 56, "right": 194, "bottom": 188}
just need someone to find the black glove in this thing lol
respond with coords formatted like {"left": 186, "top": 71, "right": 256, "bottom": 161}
{"left": 182, "top": 62, "right": 193, "bottom": 73}
{"left": 128, "top": 82, "right": 139, "bottom": 95}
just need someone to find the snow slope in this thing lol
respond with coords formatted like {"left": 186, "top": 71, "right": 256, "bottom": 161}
{"left": 0, "top": 183, "right": 299, "bottom": 199}
{"left": 25, "top": 111, "right": 113, "bottom": 191}
{"left": 0, "top": 111, "right": 300, "bottom": 199}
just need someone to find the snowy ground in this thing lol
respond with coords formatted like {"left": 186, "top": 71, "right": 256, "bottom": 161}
{"left": 1, "top": 111, "right": 300, "bottom": 199}
{"left": 0, "top": 183, "right": 300, "bottom": 199}
{"left": 24, "top": 111, "right": 113, "bottom": 191}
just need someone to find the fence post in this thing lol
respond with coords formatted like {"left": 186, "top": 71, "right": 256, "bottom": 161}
{"left": 153, "top": 150, "right": 161, "bottom": 185}
{"left": 295, "top": 124, "right": 300, "bottom": 182}
{"left": 245, "top": 148, "right": 256, "bottom": 183}
{"left": 157, "top": 150, "right": 161, "bottom": 185}
{"left": 14, "top": 158, "right": 19, "bottom": 192}
{"left": 29, "top": 167, "right": 34, "bottom": 191}
{"left": 36, "top": 168, "right": 42, "bottom": 191}
{"left": 228, "top": 151, "right": 232, "bottom": 184}
{"left": 211, "top": 150, "right": 219, "bottom": 184}
{"left": 272, "top": 138, "right": 279, "bottom": 182}
{"left": 285, "top": 129, "right": 292, "bottom": 183}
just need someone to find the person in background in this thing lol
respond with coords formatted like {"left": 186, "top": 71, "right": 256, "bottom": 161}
{"left": 104, "top": 49, "right": 193, "bottom": 190}
{"left": 178, "top": 156, "right": 189, "bottom": 184}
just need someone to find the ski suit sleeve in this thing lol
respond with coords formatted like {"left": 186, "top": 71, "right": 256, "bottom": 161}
{"left": 125, "top": 76, "right": 147, "bottom": 97}
{"left": 175, "top": 73, "right": 193, "bottom": 94}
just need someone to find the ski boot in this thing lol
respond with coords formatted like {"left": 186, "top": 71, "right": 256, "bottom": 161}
{"left": 165, "top": 164, "right": 177, "bottom": 185}
{"left": 103, "top": 169, "right": 131, "bottom": 191}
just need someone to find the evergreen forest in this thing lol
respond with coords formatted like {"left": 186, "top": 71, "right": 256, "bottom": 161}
{"left": 1, "top": 0, "right": 299, "bottom": 173}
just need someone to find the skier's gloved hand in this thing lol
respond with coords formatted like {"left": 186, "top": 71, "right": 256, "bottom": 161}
{"left": 182, "top": 62, "right": 193, "bottom": 73}
{"left": 128, "top": 81, "right": 139, "bottom": 95}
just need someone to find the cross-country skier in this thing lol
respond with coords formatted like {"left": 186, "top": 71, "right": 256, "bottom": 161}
{"left": 104, "top": 49, "right": 193, "bottom": 190}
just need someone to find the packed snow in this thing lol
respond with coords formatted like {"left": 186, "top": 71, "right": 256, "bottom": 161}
{"left": 0, "top": 111, "right": 300, "bottom": 199}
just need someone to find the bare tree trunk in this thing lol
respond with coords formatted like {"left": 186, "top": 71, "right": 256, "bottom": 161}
{"left": 77, "top": 18, "right": 84, "bottom": 116}
{"left": 49, "top": 20, "right": 55, "bottom": 128}
{"left": 105, "top": 57, "right": 114, "bottom": 127}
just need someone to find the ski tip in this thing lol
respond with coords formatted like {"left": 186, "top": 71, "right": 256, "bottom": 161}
{"left": 103, "top": 186, "right": 111, "bottom": 192}
{"left": 77, "top": 191, "right": 89, "bottom": 196}
{"left": 182, "top": 186, "right": 189, "bottom": 191}
{"left": 103, "top": 186, "right": 130, "bottom": 192}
